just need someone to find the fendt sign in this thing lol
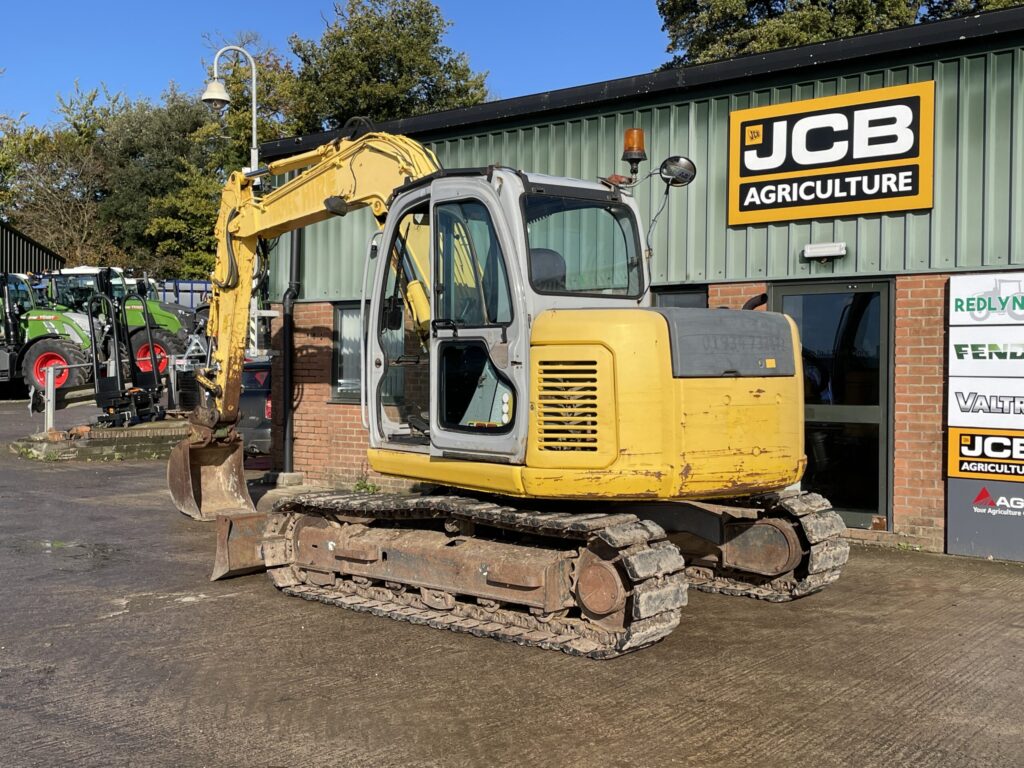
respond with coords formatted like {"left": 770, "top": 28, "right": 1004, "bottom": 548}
{"left": 728, "top": 81, "right": 935, "bottom": 225}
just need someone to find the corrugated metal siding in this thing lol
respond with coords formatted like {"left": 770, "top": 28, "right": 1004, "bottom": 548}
{"left": 268, "top": 207, "right": 377, "bottom": 303}
{"left": 272, "top": 41, "right": 1024, "bottom": 301}
{"left": 0, "top": 222, "right": 65, "bottom": 273}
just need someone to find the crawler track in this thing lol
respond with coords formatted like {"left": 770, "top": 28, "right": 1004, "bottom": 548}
{"left": 683, "top": 492, "right": 850, "bottom": 602}
{"left": 267, "top": 492, "right": 689, "bottom": 659}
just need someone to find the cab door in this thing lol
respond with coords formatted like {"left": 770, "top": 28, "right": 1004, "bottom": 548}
{"left": 428, "top": 180, "right": 527, "bottom": 462}
{"left": 366, "top": 188, "right": 434, "bottom": 450}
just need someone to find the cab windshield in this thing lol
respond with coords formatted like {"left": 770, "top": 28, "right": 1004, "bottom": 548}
{"left": 524, "top": 193, "right": 643, "bottom": 298}
{"left": 49, "top": 273, "right": 128, "bottom": 310}
{"left": 5, "top": 275, "right": 36, "bottom": 312}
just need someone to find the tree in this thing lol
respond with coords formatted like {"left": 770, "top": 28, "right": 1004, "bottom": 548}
{"left": 289, "top": 0, "right": 488, "bottom": 133}
{"left": 8, "top": 131, "right": 125, "bottom": 266}
{"left": 658, "top": 0, "right": 1024, "bottom": 66}
{"left": 94, "top": 88, "right": 213, "bottom": 269}
{"left": 145, "top": 161, "right": 223, "bottom": 278}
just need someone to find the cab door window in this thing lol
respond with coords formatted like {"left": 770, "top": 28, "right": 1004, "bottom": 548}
{"left": 434, "top": 200, "right": 512, "bottom": 326}
{"left": 377, "top": 202, "right": 432, "bottom": 441}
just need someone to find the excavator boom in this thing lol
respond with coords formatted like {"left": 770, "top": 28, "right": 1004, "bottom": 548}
{"left": 168, "top": 132, "right": 440, "bottom": 521}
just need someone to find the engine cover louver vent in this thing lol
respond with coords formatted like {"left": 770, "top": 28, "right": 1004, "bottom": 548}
{"left": 528, "top": 343, "right": 615, "bottom": 470}
{"left": 536, "top": 360, "right": 599, "bottom": 452}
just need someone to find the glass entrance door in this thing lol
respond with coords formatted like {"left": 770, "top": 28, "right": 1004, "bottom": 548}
{"left": 773, "top": 281, "right": 891, "bottom": 530}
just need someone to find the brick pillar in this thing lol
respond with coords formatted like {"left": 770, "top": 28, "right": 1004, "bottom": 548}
{"left": 890, "top": 274, "right": 948, "bottom": 552}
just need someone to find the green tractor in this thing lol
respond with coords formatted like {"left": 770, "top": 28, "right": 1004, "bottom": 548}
{"left": 1, "top": 272, "right": 91, "bottom": 391}
{"left": 40, "top": 267, "right": 194, "bottom": 375}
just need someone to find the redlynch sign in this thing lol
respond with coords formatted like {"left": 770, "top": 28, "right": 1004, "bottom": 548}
{"left": 728, "top": 82, "right": 935, "bottom": 225}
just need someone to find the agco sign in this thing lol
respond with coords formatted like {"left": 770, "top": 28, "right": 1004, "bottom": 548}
{"left": 728, "top": 82, "right": 935, "bottom": 225}
{"left": 971, "top": 487, "right": 1024, "bottom": 518}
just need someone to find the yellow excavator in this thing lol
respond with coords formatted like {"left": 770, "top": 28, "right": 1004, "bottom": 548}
{"left": 167, "top": 128, "right": 849, "bottom": 658}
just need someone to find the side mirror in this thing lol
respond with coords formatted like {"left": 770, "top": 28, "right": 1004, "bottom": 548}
{"left": 659, "top": 156, "right": 697, "bottom": 188}
{"left": 136, "top": 279, "right": 149, "bottom": 298}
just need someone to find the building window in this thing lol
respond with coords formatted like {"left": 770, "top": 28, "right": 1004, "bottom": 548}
{"left": 652, "top": 287, "right": 708, "bottom": 308}
{"left": 331, "top": 302, "right": 361, "bottom": 403}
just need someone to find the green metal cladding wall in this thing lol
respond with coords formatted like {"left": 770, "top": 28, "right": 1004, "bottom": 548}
{"left": 271, "top": 39, "right": 1024, "bottom": 302}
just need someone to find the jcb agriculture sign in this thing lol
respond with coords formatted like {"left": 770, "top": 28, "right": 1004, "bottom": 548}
{"left": 728, "top": 82, "right": 935, "bottom": 225}
{"left": 948, "top": 427, "right": 1024, "bottom": 482}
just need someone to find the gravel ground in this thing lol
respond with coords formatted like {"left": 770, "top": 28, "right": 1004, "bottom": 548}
{"left": 1, "top": 398, "right": 1023, "bottom": 768}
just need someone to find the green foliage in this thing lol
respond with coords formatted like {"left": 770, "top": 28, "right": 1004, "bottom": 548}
{"left": 2, "top": 112, "right": 125, "bottom": 266}
{"left": 658, "top": 0, "right": 1024, "bottom": 65}
{"left": 95, "top": 89, "right": 213, "bottom": 270}
{"left": 145, "top": 161, "right": 222, "bottom": 278}
{"left": 353, "top": 469, "right": 381, "bottom": 494}
{"left": 289, "top": 0, "right": 488, "bottom": 133}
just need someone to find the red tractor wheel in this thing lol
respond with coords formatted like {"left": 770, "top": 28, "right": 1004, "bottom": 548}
{"left": 21, "top": 338, "right": 89, "bottom": 391}
{"left": 33, "top": 351, "right": 70, "bottom": 388}
{"left": 131, "top": 329, "right": 183, "bottom": 375}
{"left": 134, "top": 342, "right": 168, "bottom": 373}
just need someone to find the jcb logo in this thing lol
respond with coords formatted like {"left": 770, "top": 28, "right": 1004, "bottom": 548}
{"left": 741, "top": 102, "right": 917, "bottom": 175}
{"left": 960, "top": 434, "right": 1024, "bottom": 460}
{"left": 728, "top": 82, "right": 934, "bottom": 226}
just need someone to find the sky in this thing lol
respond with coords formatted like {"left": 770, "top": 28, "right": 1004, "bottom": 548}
{"left": 0, "top": 0, "right": 671, "bottom": 128}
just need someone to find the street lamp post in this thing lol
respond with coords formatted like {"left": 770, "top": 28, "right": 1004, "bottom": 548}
{"left": 202, "top": 45, "right": 260, "bottom": 174}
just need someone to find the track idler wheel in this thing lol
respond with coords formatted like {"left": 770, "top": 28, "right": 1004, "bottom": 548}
{"left": 574, "top": 547, "right": 628, "bottom": 629}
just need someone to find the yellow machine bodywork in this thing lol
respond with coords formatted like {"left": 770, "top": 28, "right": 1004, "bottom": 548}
{"left": 168, "top": 130, "right": 850, "bottom": 658}
{"left": 368, "top": 309, "right": 805, "bottom": 499}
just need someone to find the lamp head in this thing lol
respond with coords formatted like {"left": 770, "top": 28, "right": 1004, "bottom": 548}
{"left": 201, "top": 78, "right": 231, "bottom": 111}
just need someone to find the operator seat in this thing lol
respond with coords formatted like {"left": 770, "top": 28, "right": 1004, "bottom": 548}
{"left": 530, "top": 248, "right": 566, "bottom": 292}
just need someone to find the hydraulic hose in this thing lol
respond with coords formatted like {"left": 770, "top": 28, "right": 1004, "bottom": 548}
{"left": 742, "top": 293, "right": 768, "bottom": 311}
{"left": 213, "top": 209, "right": 241, "bottom": 290}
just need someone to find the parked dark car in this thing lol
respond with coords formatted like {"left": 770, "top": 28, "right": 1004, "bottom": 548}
{"left": 239, "top": 360, "right": 271, "bottom": 455}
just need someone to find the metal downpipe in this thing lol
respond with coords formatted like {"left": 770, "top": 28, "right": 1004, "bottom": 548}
{"left": 282, "top": 229, "right": 302, "bottom": 474}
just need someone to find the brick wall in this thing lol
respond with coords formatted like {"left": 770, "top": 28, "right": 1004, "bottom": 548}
{"left": 889, "top": 273, "right": 948, "bottom": 551}
{"left": 269, "top": 302, "right": 412, "bottom": 492}
{"left": 708, "top": 282, "right": 768, "bottom": 309}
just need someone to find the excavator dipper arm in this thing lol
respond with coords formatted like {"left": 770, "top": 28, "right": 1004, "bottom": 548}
{"left": 168, "top": 133, "right": 440, "bottom": 521}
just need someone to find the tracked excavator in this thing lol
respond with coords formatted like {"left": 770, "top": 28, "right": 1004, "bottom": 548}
{"left": 167, "top": 129, "right": 849, "bottom": 658}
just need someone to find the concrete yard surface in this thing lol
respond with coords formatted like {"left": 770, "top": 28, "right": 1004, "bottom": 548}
{"left": 1, "top": 400, "right": 1023, "bottom": 767}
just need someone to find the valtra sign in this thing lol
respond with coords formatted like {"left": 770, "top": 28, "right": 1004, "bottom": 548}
{"left": 728, "top": 81, "right": 935, "bottom": 225}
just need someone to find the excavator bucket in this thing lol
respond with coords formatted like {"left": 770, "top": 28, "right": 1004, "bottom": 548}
{"left": 167, "top": 437, "right": 256, "bottom": 522}
{"left": 211, "top": 512, "right": 268, "bottom": 580}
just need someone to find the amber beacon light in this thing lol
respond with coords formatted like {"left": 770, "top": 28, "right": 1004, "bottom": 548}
{"left": 622, "top": 128, "right": 647, "bottom": 179}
